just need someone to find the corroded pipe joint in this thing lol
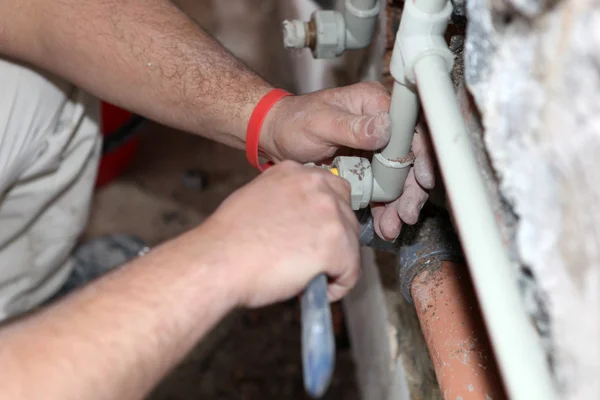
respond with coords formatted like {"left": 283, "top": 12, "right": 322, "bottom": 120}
{"left": 397, "top": 204, "right": 463, "bottom": 303}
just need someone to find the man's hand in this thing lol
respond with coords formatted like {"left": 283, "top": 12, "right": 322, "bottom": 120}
{"left": 204, "top": 161, "right": 361, "bottom": 308}
{"left": 261, "top": 82, "right": 392, "bottom": 162}
{"left": 261, "top": 82, "right": 436, "bottom": 241}
{"left": 0, "top": 162, "right": 361, "bottom": 400}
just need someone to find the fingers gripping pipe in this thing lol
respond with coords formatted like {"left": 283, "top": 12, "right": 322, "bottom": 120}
{"left": 322, "top": 0, "right": 454, "bottom": 205}
{"left": 281, "top": 0, "right": 452, "bottom": 205}
{"left": 370, "top": 0, "right": 453, "bottom": 202}
{"left": 370, "top": 82, "right": 418, "bottom": 202}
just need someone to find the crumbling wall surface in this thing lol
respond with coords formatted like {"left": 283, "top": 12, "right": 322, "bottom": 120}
{"left": 465, "top": 0, "right": 600, "bottom": 398}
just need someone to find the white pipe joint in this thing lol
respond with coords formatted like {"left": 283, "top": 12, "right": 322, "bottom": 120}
{"left": 344, "top": 0, "right": 381, "bottom": 50}
{"left": 389, "top": 0, "right": 454, "bottom": 86}
{"left": 369, "top": 0, "right": 453, "bottom": 204}
{"left": 332, "top": 156, "right": 373, "bottom": 210}
{"left": 371, "top": 152, "right": 414, "bottom": 202}
{"left": 312, "top": 11, "right": 347, "bottom": 59}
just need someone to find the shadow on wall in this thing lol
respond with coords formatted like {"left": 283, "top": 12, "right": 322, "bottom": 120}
{"left": 172, "top": 0, "right": 382, "bottom": 94}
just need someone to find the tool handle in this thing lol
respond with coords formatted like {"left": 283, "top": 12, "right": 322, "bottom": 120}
{"left": 301, "top": 273, "right": 335, "bottom": 398}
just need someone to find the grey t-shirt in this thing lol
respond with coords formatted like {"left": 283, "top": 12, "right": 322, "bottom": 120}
{"left": 0, "top": 58, "right": 100, "bottom": 320}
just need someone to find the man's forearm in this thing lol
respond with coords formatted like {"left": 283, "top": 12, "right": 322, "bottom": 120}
{"left": 0, "top": 0, "right": 272, "bottom": 149}
{"left": 0, "top": 225, "right": 239, "bottom": 400}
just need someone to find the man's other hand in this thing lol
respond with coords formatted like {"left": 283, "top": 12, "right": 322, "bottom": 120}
{"left": 204, "top": 161, "right": 361, "bottom": 308}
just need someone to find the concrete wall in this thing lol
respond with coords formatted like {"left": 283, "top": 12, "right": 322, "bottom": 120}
{"left": 464, "top": 0, "right": 600, "bottom": 397}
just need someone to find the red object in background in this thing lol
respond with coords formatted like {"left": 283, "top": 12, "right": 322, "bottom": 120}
{"left": 96, "top": 102, "right": 140, "bottom": 187}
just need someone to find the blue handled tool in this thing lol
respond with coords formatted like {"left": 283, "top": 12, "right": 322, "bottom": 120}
{"left": 301, "top": 273, "right": 335, "bottom": 398}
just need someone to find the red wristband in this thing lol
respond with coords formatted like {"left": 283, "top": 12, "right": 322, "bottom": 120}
{"left": 246, "top": 88, "right": 292, "bottom": 171}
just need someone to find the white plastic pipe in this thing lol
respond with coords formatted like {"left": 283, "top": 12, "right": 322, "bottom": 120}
{"left": 371, "top": 81, "right": 418, "bottom": 202}
{"left": 344, "top": 0, "right": 380, "bottom": 49}
{"left": 415, "top": 0, "right": 447, "bottom": 13}
{"left": 380, "top": 82, "right": 419, "bottom": 161}
{"left": 414, "top": 54, "right": 557, "bottom": 400}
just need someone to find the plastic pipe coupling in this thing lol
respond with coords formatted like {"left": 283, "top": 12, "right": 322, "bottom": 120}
{"left": 329, "top": 155, "right": 412, "bottom": 210}
{"left": 331, "top": 156, "right": 373, "bottom": 210}
{"left": 389, "top": 0, "right": 454, "bottom": 86}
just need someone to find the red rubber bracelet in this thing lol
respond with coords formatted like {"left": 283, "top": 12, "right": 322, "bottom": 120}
{"left": 246, "top": 88, "right": 292, "bottom": 171}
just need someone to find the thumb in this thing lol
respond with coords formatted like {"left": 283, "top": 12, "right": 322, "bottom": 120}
{"left": 322, "top": 110, "right": 391, "bottom": 151}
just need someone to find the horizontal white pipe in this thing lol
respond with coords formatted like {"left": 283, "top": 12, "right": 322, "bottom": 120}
{"left": 414, "top": 54, "right": 556, "bottom": 400}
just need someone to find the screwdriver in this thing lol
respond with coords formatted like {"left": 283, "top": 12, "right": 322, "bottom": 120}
{"left": 301, "top": 167, "right": 340, "bottom": 398}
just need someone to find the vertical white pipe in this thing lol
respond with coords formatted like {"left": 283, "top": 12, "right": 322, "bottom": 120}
{"left": 349, "top": 0, "right": 378, "bottom": 9}
{"left": 344, "top": 0, "right": 380, "bottom": 49}
{"left": 414, "top": 0, "right": 447, "bottom": 13}
{"left": 414, "top": 54, "right": 556, "bottom": 400}
{"left": 381, "top": 81, "right": 419, "bottom": 160}
{"left": 371, "top": 81, "right": 419, "bottom": 202}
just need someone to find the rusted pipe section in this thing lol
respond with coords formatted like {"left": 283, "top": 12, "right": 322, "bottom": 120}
{"left": 398, "top": 205, "right": 506, "bottom": 399}
{"left": 411, "top": 261, "right": 506, "bottom": 400}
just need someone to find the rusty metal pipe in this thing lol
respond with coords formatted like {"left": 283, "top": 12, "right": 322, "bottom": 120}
{"left": 411, "top": 261, "right": 506, "bottom": 400}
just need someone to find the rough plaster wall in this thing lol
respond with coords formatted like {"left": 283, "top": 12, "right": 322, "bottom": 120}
{"left": 464, "top": 0, "right": 600, "bottom": 398}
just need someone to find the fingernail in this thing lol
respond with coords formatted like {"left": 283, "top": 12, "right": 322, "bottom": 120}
{"left": 415, "top": 158, "right": 435, "bottom": 189}
{"left": 383, "top": 223, "right": 401, "bottom": 242}
{"left": 360, "top": 116, "right": 376, "bottom": 136}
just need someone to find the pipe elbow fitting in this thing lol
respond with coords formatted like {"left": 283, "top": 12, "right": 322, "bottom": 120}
{"left": 389, "top": 0, "right": 454, "bottom": 85}
{"left": 370, "top": 152, "right": 413, "bottom": 202}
